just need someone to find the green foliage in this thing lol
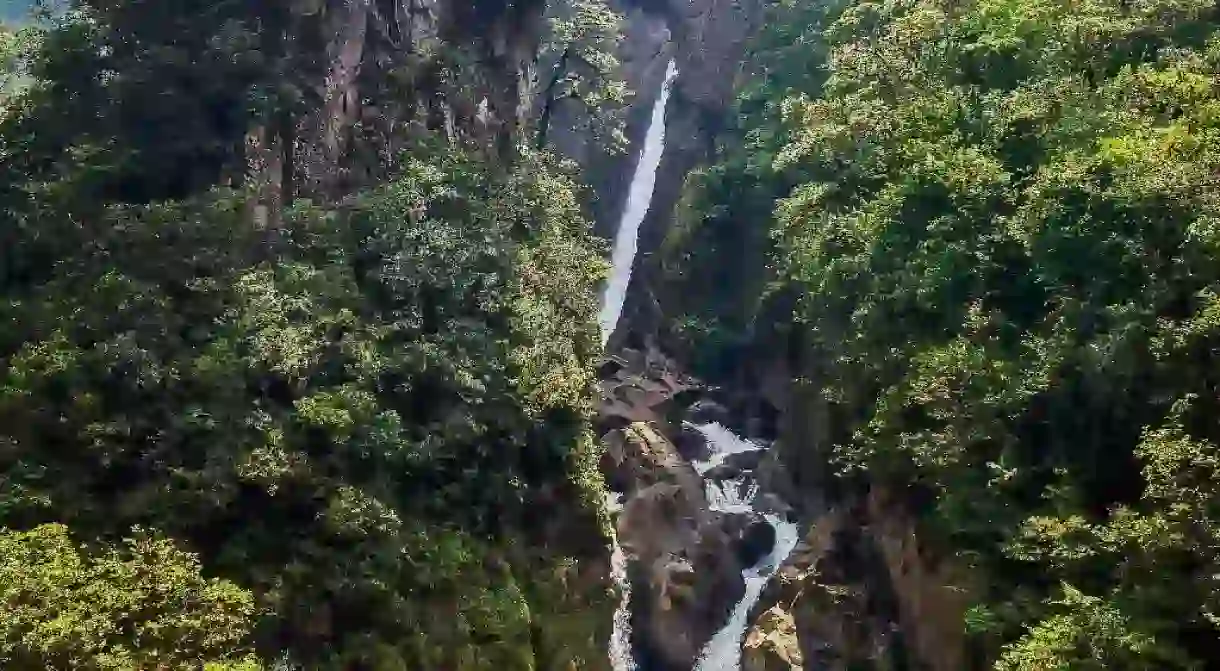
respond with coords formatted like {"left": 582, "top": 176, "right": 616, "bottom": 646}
{"left": 535, "top": 0, "right": 628, "bottom": 152}
{"left": 0, "top": 523, "right": 261, "bottom": 670}
{"left": 672, "top": 0, "right": 1220, "bottom": 665}
{"left": 0, "top": 146, "right": 607, "bottom": 667}
{"left": 0, "top": 1, "right": 618, "bottom": 669}
{"left": 0, "top": 23, "right": 36, "bottom": 105}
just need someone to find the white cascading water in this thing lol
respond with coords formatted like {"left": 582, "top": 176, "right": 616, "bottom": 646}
{"left": 691, "top": 423, "right": 801, "bottom": 671}
{"left": 601, "top": 59, "right": 680, "bottom": 671}
{"left": 598, "top": 59, "right": 680, "bottom": 345}
{"left": 605, "top": 492, "right": 636, "bottom": 671}
{"left": 695, "top": 514, "right": 800, "bottom": 671}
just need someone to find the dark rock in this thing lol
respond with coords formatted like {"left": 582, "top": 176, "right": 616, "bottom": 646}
{"left": 755, "top": 449, "right": 800, "bottom": 511}
{"left": 597, "top": 355, "right": 629, "bottom": 378}
{"left": 734, "top": 517, "right": 776, "bottom": 568}
{"left": 687, "top": 399, "right": 731, "bottom": 426}
{"left": 673, "top": 423, "right": 712, "bottom": 461}
{"left": 703, "top": 463, "right": 743, "bottom": 482}
{"left": 754, "top": 493, "right": 794, "bottom": 521}
{"left": 723, "top": 449, "right": 764, "bottom": 472}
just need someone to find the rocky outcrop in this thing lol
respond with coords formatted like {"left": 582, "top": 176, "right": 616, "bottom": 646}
{"left": 605, "top": 420, "right": 770, "bottom": 669}
{"left": 610, "top": 0, "right": 765, "bottom": 347}
{"left": 248, "top": 0, "right": 547, "bottom": 209}
{"left": 744, "top": 606, "right": 803, "bottom": 671}
{"left": 598, "top": 345, "right": 698, "bottom": 435}
{"left": 745, "top": 491, "right": 971, "bottom": 671}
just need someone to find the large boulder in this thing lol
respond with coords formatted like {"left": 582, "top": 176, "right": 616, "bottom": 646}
{"left": 744, "top": 606, "right": 803, "bottom": 671}
{"left": 731, "top": 515, "right": 776, "bottom": 568}
{"left": 687, "top": 398, "right": 732, "bottom": 426}
{"left": 605, "top": 420, "right": 781, "bottom": 670}
{"left": 603, "top": 422, "right": 705, "bottom": 497}
{"left": 723, "top": 449, "right": 765, "bottom": 472}
{"left": 673, "top": 423, "right": 713, "bottom": 462}
{"left": 702, "top": 462, "right": 744, "bottom": 482}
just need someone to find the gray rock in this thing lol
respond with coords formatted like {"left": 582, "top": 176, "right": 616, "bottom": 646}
{"left": 724, "top": 449, "right": 765, "bottom": 472}
{"left": 687, "top": 398, "right": 731, "bottom": 425}
{"left": 755, "top": 493, "right": 795, "bottom": 521}
{"left": 703, "top": 463, "right": 744, "bottom": 481}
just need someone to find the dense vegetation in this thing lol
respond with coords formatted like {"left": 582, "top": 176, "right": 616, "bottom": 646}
{"left": 667, "top": 0, "right": 1220, "bottom": 666}
{"left": 0, "top": 1, "right": 620, "bottom": 669}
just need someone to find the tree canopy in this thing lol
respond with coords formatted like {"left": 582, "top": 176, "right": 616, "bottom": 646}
{"left": 0, "top": 2, "right": 613, "bottom": 669}
{"left": 666, "top": 0, "right": 1220, "bottom": 665}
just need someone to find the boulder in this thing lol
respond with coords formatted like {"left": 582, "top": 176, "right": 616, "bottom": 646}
{"left": 754, "top": 493, "right": 795, "bottom": 521}
{"left": 604, "top": 422, "right": 705, "bottom": 497}
{"left": 687, "top": 398, "right": 731, "bottom": 426}
{"left": 673, "top": 423, "right": 712, "bottom": 462}
{"left": 723, "top": 449, "right": 764, "bottom": 472}
{"left": 734, "top": 517, "right": 776, "bottom": 568}
{"left": 744, "top": 606, "right": 803, "bottom": 671}
{"left": 702, "top": 462, "right": 743, "bottom": 482}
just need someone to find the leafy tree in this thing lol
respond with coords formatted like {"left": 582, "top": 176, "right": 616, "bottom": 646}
{"left": 0, "top": 523, "right": 262, "bottom": 670}
{"left": 534, "top": 0, "right": 628, "bottom": 152}
{"left": 0, "top": 24, "right": 33, "bottom": 104}
{"left": 0, "top": 146, "right": 607, "bottom": 668}
{"left": 666, "top": 0, "right": 1220, "bottom": 665}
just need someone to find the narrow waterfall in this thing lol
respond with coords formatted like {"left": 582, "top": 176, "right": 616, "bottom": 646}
{"left": 601, "top": 59, "right": 679, "bottom": 671}
{"left": 691, "top": 424, "right": 800, "bottom": 671}
{"left": 598, "top": 59, "right": 680, "bottom": 345}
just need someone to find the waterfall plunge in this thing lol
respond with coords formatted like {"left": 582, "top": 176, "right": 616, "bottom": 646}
{"left": 598, "top": 59, "right": 680, "bottom": 345}
{"left": 602, "top": 59, "right": 678, "bottom": 671}
{"left": 595, "top": 55, "right": 798, "bottom": 671}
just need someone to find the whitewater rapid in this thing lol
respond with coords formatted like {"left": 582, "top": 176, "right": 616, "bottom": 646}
{"left": 691, "top": 424, "right": 800, "bottom": 671}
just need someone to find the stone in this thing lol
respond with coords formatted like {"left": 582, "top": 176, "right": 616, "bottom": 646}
{"left": 673, "top": 423, "right": 712, "bottom": 461}
{"left": 687, "top": 398, "right": 731, "bottom": 425}
{"left": 744, "top": 606, "right": 803, "bottom": 671}
{"left": 703, "top": 462, "right": 743, "bottom": 481}
{"left": 734, "top": 516, "right": 776, "bottom": 568}
{"left": 754, "top": 493, "right": 794, "bottom": 520}
{"left": 723, "top": 449, "right": 764, "bottom": 472}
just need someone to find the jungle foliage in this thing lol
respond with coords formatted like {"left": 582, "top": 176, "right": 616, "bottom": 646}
{"left": 0, "top": 1, "right": 612, "bottom": 669}
{"left": 668, "top": 0, "right": 1220, "bottom": 665}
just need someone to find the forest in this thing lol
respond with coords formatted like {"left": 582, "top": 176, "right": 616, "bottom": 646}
{"left": 0, "top": 1, "right": 621, "bottom": 669}
{"left": 665, "top": 0, "right": 1220, "bottom": 666}
{"left": 6, "top": 0, "right": 1220, "bottom": 668}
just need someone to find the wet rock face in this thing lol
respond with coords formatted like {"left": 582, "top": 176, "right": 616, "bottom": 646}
{"left": 605, "top": 421, "right": 757, "bottom": 669}
{"left": 732, "top": 516, "right": 776, "bottom": 568}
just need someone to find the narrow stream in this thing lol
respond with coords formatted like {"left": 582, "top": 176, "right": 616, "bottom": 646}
{"left": 691, "top": 424, "right": 800, "bottom": 671}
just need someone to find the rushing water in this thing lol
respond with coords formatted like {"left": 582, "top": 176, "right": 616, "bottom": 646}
{"left": 688, "top": 422, "right": 766, "bottom": 475}
{"left": 694, "top": 514, "right": 800, "bottom": 671}
{"left": 601, "top": 60, "right": 679, "bottom": 671}
{"left": 605, "top": 492, "right": 636, "bottom": 671}
{"left": 691, "top": 423, "right": 801, "bottom": 671}
{"left": 597, "top": 59, "right": 680, "bottom": 345}
{"left": 595, "top": 55, "right": 796, "bottom": 671}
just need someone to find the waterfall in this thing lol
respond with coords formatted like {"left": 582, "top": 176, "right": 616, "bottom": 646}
{"left": 605, "top": 492, "right": 636, "bottom": 671}
{"left": 690, "top": 423, "right": 800, "bottom": 671}
{"left": 598, "top": 59, "right": 680, "bottom": 344}
{"left": 688, "top": 422, "right": 765, "bottom": 475}
{"left": 601, "top": 60, "right": 678, "bottom": 671}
